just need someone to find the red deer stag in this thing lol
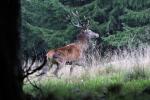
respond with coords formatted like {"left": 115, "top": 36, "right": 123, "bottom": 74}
{"left": 46, "top": 12, "right": 99, "bottom": 77}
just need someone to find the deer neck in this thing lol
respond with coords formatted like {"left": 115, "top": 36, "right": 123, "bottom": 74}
{"left": 76, "top": 34, "right": 89, "bottom": 52}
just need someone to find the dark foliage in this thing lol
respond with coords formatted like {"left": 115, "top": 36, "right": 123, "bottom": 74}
{"left": 21, "top": 0, "right": 150, "bottom": 57}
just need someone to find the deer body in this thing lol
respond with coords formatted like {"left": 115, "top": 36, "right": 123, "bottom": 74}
{"left": 46, "top": 11, "right": 99, "bottom": 77}
{"left": 46, "top": 29, "right": 99, "bottom": 77}
{"left": 47, "top": 34, "right": 89, "bottom": 63}
{"left": 47, "top": 43, "right": 82, "bottom": 64}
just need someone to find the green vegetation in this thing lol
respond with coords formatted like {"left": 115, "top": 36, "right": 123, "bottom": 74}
{"left": 23, "top": 46, "right": 150, "bottom": 100}
{"left": 24, "top": 72, "right": 150, "bottom": 100}
{"left": 21, "top": 0, "right": 150, "bottom": 56}
{"left": 22, "top": 0, "right": 150, "bottom": 100}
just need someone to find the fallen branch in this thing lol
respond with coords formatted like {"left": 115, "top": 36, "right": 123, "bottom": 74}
{"left": 22, "top": 55, "right": 47, "bottom": 80}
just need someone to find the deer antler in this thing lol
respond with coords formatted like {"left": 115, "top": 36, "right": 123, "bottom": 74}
{"left": 70, "top": 11, "right": 82, "bottom": 28}
{"left": 87, "top": 19, "right": 90, "bottom": 28}
{"left": 82, "top": 16, "right": 90, "bottom": 29}
{"left": 70, "top": 10, "right": 90, "bottom": 30}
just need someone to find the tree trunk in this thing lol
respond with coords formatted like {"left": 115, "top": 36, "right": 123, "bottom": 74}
{"left": 0, "top": 0, "right": 24, "bottom": 100}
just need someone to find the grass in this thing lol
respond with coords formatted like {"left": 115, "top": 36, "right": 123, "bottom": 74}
{"left": 23, "top": 45, "right": 150, "bottom": 100}
{"left": 23, "top": 73, "right": 150, "bottom": 100}
{"left": 24, "top": 80, "right": 150, "bottom": 100}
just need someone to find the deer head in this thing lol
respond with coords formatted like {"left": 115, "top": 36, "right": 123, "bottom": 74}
{"left": 70, "top": 11, "right": 99, "bottom": 40}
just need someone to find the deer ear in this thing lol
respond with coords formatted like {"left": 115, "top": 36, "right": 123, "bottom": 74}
{"left": 81, "top": 24, "right": 87, "bottom": 30}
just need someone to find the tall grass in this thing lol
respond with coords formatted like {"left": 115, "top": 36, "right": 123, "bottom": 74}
{"left": 86, "top": 45, "right": 150, "bottom": 79}
{"left": 23, "top": 45, "right": 150, "bottom": 100}
{"left": 24, "top": 45, "right": 150, "bottom": 82}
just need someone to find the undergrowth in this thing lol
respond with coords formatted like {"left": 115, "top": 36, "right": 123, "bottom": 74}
{"left": 23, "top": 46, "right": 150, "bottom": 100}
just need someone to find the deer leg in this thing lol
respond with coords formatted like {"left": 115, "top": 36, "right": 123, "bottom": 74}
{"left": 47, "top": 58, "right": 53, "bottom": 69}
{"left": 47, "top": 62, "right": 54, "bottom": 74}
{"left": 47, "top": 62, "right": 52, "bottom": 70}
{"left": 69, "top": 62, "right": 75, "bottom": 75}
{"left": 70, "top": 66, "right": 73, "bottom": 75}
{"left": 53, "top": 63, "right": 60, "bottom": 77}
{"left": 52, "top": 56, "right": 65, "bottom": 78}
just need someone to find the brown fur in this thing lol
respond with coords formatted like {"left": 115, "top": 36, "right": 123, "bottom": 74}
{"left": 46, "top": 43, "right": 83, "bottom": 64}
{"left": 46, "top": 31, "right": 89, "bottom": 64}
{"left": 46, "top": 29, "right": 99, "bottom": 77}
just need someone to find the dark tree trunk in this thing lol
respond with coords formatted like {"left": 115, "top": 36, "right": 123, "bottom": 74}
{"left": 0, "top": 0, "right": 24, "bottom": 100}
